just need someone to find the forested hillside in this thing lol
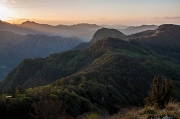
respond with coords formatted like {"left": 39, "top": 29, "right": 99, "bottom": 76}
{"left": 127, "top": 24, "right": 180, "bottom": 62}
{"left": 75, "top": 24, "right": 180, "bottom": 62}
{"left": 0, "top": 24, "right": 180, "bottom": 118}
{"left": 1, "top": 37, "right": 180, "bottom": 115}
{"left": 0, "top": 31, "right": 82, "bottom": 81}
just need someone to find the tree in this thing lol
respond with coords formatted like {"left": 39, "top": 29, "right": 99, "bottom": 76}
{"left": 145, "top": 76, "right": 174, "bottom": 108}
{"left": 15, "top": 86, "right": 26, "bottom": 98}
{"left": 32, "top": 96, "right": 65, "bottom": 119}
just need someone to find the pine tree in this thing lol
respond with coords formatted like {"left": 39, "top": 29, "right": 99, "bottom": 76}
{"left": 145, "top": 76, "right": 174, "bottom": 108}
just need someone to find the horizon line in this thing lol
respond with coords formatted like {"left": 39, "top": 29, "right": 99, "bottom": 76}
{"left": 1, "top": 19, "right": 180, "bottom": 27}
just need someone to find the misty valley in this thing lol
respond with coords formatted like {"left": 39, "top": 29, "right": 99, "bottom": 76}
{"left": 0, "top": 20, "right": 180, "bottom": 119}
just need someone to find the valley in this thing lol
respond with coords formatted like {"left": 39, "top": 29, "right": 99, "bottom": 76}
{"left": 0, "top": 23, "right": 180, "bottom": 118}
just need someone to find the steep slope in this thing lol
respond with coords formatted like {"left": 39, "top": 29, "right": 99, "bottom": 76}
{"left": 90, "top": 28, "right": 126, "bottom": 44}
{"left": 0, "top": 32, "right": 82, "bottom": 81}
{"left": 1, "top": 38, "right": 180, "bottom": 115}
{"left": 127, "top": 24, "right": 180, "bottom": 61}
{"left": 74, "top": 28, "right": 126, "bottom": 50}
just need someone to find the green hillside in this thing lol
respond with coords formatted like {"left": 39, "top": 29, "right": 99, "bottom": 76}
{"left": 1, "top": 37, "right": 180, "bottom": 116}
{"left": 1, "top": 24, "right": 180, "bottom": 118}
{"left": 127, "top": 24, "right": 180, "bottom": 62}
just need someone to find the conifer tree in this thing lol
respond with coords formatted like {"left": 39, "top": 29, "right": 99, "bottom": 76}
{"left": 145, "top": 76, "right": 173, "bottom": 108}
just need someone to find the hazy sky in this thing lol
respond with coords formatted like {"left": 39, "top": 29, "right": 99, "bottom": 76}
{"left": 0, "top": 0, "right": 180, "bottom": 25}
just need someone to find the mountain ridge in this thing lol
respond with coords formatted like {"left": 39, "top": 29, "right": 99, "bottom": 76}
{"left": 0, "top": 31, "right": 82, "bottom": 81}
{"left": 0, "top": 20, "right": 102, "bottom": 42}
{"left": 1, "top": 24, "right": 180, "bottom": 114}
{"left": 126, "top": 24, "right": 180, "bottom": 61}
{"left": 1, "top": 37, "right": 180, "bottom": 114}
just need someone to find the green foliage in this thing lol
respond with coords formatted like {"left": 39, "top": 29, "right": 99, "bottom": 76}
{"left": 32, "top": 96, "right": 64, "bottom": 119}
{"left": 145, "top": 76, "right": 174, "bottom": 108}
{"left": 1, "top": 36, "right": 180, "bottom": 117}
{"left": 0, "top": 94, "right": 7, "bottom": 99}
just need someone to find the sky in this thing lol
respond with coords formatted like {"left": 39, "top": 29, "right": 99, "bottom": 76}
{"left": 0, "top": 0, "right": 180, "bottom": 25}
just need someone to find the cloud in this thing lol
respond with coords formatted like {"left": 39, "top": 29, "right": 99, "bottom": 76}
{"left": 2, "top": 0, "right": 7, "bottom": 2}
{"left": 164, "top": 16, "right": 180, "bottom": 19}
{"left": 12, "top": 1, "right": 15, "bottom": 3}
{"left": 18, "top": 18, "right": 30, "bottom": 21}
{"left": 154, "top": 16, "right": 180, "bottom": 19}
{"left": 8, "top": 17, "right": 14, "bottom": 19}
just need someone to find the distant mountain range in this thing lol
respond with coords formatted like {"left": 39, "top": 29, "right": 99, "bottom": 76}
{"left": 0, "top": 23, "right": 178, "bottom": 82}
{"left": 75, "top": 24, "right": 180, "bottom": 62}
{"left": 0, "top": 31, "right": 82, "bottom": 81}
{"left": 0, "top": 20, "right": 101, "bottom": 42}
{"left": 1, "top": 24, "right": 180, "bottom": 115}
{"left": 0, "top": 20, "right": 159, "bottom": 41}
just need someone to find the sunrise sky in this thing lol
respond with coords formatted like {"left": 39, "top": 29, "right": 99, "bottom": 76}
{"left": 0, "top": 0, "right": 180, "bottom": 25}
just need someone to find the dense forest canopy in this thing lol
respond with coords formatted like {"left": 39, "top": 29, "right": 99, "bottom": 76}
{"left": 0, "top": 24, "right": 180, "bottom": 118}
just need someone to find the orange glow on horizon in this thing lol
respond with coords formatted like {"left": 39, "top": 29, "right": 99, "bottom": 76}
{"left": 1, "top": 0, "right": 180, "bottom": 26}
{"left": 5, "top": 17, "right": 180, "bottom": 26}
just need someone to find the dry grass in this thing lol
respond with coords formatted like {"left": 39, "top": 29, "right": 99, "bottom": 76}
{"left": 111, "top": 101, "right": 180, "bottom": 119}
{"left": 165, "top": 100, "right": 180, "bottom": 119}
{"left": 76, "top": 101, "right": 180, "bottom": 119}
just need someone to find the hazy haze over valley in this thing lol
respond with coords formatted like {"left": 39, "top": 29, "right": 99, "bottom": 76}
{"left": 0, "top": 0, "right": 180, "bottom": 119}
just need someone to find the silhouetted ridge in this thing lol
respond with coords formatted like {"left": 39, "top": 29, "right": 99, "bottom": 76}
{"left": 21, "top": 21, "right": 37, "bottom": 25}
{"left": 156, "top": 24, "right": 180, "bottom": 32}
{"left": 90, "top": 28, "right": 125, "bottom": 44}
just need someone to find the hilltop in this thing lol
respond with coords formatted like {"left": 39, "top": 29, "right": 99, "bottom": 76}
{"left": 0, "top": 24, "right": 180, "bottom": 117}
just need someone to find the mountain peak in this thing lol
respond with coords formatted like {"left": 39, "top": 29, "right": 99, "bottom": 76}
{"left": 90, "top": 28, "right": 126, "bottom": 44}
{"left": 157, "top": 24, "right": 180, "bottom": 32}
{"left": 21, "top": 21, "right": 38, "bottom": 25}
{"left": 72, "top": 23, "right": 99, "bottom": 27}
